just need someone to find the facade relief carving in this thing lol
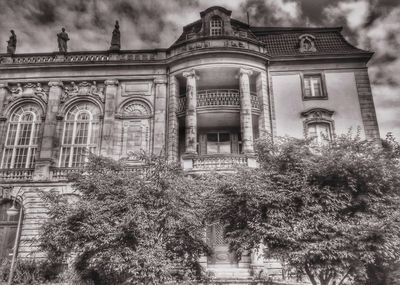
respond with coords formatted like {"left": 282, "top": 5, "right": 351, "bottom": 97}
{"left": 3, "top": 82, "right": 49, "bottom": 106}
{"left": 61, "top": 81, "right": 105, "bottom": 103}
{"left": 299, "top": 34, "right": 317, "bottom": 53}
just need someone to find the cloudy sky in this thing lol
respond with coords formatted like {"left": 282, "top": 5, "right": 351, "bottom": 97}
{"left": 0, "top": 0, "right": 399, "bottom": 138}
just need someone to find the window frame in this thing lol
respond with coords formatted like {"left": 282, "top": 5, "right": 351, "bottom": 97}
{"left": 306, "top": 121, "right": 333, "bottom": 145}
{"left": 58, "top": 103, "right": 100, "bottom": 168}
{"left": 1, "top": 105, "right": 42, "bottom": 169}
{"left": 301, "top": 73, "right": 328, "bottom": 100}
{"left": 210, "top": 16, "right": 223, "bottom": 36}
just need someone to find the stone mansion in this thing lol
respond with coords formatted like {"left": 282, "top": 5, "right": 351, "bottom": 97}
{"left": 0, "top": 6, "right": 380, "bottom": 280}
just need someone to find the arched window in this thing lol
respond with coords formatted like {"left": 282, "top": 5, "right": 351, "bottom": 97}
{"left": 301, "top": 108, "right": 334, "bottom": 145}
{"left": 0, "top": 200, "right": 21, "bottom": 259}
{"left": 59, "top": 103, "right": 100, "bottom": 168}
{"left": 210, "top": 17, "right": 223, "bottom": 36}
{"left": 1, "top": 104, "right": 42, "bottom": 169}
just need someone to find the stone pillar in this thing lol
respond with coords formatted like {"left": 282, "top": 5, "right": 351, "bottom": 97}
{"left": 167, "top": 76, "right": 179, "bottom": 162}
{"left": 239, "top": 68, "right": 254, "bottom": 154}
{"left": 0, "top": 83, "right": 9, "bottom": 162}
{"left": 256, "top": 71, "right": 272, "bottom": 138}
{"left": 0, "top": 82, "right": 8, "bottom": 115}
{"left": 34, "top": 81, "right": 63, "bottom": 180}
{"left": 100, "top": 79, "right": 119, "bottom": 157}
{"left": 183, "top": 69, "right": 198, "bottom": 155}
{"left": 153, "top": 78, "right": 168, "bottom": 155}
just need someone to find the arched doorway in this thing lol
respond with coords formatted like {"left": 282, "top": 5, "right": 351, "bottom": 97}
{"left": 0, "top": 200, "right": 21, "bottom": 260}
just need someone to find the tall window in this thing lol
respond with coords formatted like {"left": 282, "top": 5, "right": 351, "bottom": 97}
{"left": 210, "top": 17, "right": 223, "bottom": 36}
{"left": 307, "top": 122, "right": 331, "bottom": 144}
{"left": 1, "top": 104, "right": 41, "bottom": 169}
{"left": 59, "top": 103, "right": 100, "bottom": 168}
{"left": 303, "top": 75, "right": 326, "bottom": 99}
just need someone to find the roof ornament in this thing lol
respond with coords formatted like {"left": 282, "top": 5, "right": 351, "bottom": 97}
{"left": 57, "top": 28, "right": 70, "bottom": 53}
{"left": 6, "top": 30, "right": 17, "bottom": 55}
{"left": 110, "top": 20, "right": 121, "bottom": 51}
{"left": 299, "top": 34, "right": 316, "bottom": 53}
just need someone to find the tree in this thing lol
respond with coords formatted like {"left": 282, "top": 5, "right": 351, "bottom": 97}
{"left": 40, "top": 154, "right": 212, "bottom": 285}
{"left": 209, "top": 133, "right": 400, "bottom": 285}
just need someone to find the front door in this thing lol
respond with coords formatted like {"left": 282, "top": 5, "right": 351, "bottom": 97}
{"left": 206, "top": 223, "right": 237, "bottom": 267}
{"left": 0, "top": 201, "right": 20, "bottom": 260}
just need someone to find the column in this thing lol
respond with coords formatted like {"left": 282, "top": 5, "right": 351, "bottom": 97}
{"left": 239, "top": 68, "right": 254, "bottom": 154}
{"left": 100, "top": 79, "right": 119, "bottom": 157}
{"left": 0, "top": 83, "right": 9, "bottom": 163}
{"left": 0, "top": 82, "right": 8, "bottom": 115}
{"left": 33, "top": 81, "right": 63, "bottom": 180}
{"left": 183, "top": 69, "right": 198, "bottom": 155}
{"left": 153, "top": 78, "right": 168, "bottom": 155}
{"left": 167, "top": 76, "right": 179, "bottom": 162}
{"left": 256, "top": 71, "right": 272, "bottom": 137}
{"left": 250, "top": 243, "right": 266, "bottom": 276}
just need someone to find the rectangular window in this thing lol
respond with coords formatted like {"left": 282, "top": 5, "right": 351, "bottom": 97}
{"left": 307, "top": 123, "right": 331, "bottom": 144}
{"left": 303, "top": 74, "right": 326, "bottom": 99}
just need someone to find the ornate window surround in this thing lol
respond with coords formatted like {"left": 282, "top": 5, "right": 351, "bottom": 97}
{"left": 299, "top": 34, "right": 317, "bottom": 53}
{"left": 58, "top": 102, "right": 101, "bottom": 168}
{"left": 1, "top": 103, "right": 43, "bottom": 169}
{"left": 301, "top": 108, "right": 335, "bottom": 143}
{"left": 116, "top": 99, "right": 153, "bottom": 119}
{"left": 300, "top": 72, "right": 328, "bottom": 100}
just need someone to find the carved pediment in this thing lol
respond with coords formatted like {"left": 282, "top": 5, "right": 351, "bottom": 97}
{"left": 299, "top": 34, "right": 317, "bottom": 53}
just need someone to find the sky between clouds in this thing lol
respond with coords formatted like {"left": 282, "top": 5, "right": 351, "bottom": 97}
{"left": 0, "top": 0, "right": 399, "bottom": 138}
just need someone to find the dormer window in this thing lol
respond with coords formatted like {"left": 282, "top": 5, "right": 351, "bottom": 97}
{"left": 210, "top": 17, "right": 223, "bottom": 36}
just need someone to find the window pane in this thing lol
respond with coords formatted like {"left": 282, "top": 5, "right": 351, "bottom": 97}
{"left": 74, "top": 122, "right": 89, "bottom": 145}
{"left": 219, "top": 142, "right": 231, "bottom": 154}
{"left": 13, "top": 148, "right": 29, "bottom": 168}
{"left": 6, "top": 124, "right": 18, "bottom": 146}
{"left": 207, "top": 133, "right": 218, "bottom": 142}
{"left": 71, "top": 147, "right": 87, "bottom": 167}
{"left": 207, "top": 142, "right": 218, "bottom": 154}
{"left": 60, "top": 147, "right": 71, "bottom": 167}
{"left": 219, "top": 133, "right": 230, "bottom": 142}
{"left": 2, "top": 149, "right": 13, "bottom": 168}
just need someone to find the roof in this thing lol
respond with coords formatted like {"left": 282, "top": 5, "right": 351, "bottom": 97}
{"left": 251, "top": 27, "right": 371, "bottom": 57}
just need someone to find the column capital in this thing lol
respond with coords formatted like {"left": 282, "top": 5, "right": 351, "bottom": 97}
{"left": 0, "top": 82, "right": 8, "bottom": 89}
{"left": 48, "top": 81, "right": 63, "bottom": 88}
{"left": 239, "top": 68, "right": 253, "bottom": 77}
{"left": 154, "top": 77, "right": 167, "bottom": 85}
{"left": 182, "top": 69, "right": 198, "bottom": 80}
{"left": 104, "top": 79, "right": 119, "bottom": 86}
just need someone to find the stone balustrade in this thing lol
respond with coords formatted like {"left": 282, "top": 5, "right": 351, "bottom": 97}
{"left": 49, "top": 167, "right": 80, "bottom": 181}
{"left": 0, "top": 51, "right": 161, "bottom": 65}
{"left": 0, "top": 168, "right": 34, "bottom": 182}
{"left": 177, "top": 89, "right": 259, "bottom": 114}
{"left": 192, "top": 154, "right": 248, "bottom": 171}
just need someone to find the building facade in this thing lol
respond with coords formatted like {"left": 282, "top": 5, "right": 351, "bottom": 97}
{"left": 0, "top": 6, "right": 380, "bottom": 280}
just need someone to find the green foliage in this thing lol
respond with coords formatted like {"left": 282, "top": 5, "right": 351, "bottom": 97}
{"left": 0, "top": 258, "right": 62, "bottom": 284}
{"left": 209, "top": 133, "right": 400, "bottom": 285}
{"left": 40, "top": 154, "right": 212, "bottom": 285}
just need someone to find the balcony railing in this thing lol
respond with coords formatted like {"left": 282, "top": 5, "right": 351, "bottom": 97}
{"left": 192, "top": 154, "right": 248, "bottom": 171}
{"left": 177, "top": 89, "right": 259, "bottom": 114}
{"left": 0, "top": 168, "right": 34, "bottom": 182}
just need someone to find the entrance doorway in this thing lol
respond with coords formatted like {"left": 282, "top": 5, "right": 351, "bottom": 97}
{"left": 206, "top": 223, "right": 238, "bottom": 267}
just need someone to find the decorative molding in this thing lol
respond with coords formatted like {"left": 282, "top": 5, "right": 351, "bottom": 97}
{"left": 3, "top": 82, "right": 49, "bottom": 105}
{"left": 239, "top": 68, "right": 253, "bottom": 77}
{"left": 48, "top": 81, "right": 64, "bottom": 88}
{"left": 104, "top": 79, "right": 119, "bottom": 86}
{"left": 61, "top": 81, "right": 105, "bottom": 103}
{"left": 154, "top": 78, "right": 168, "bottom": 85}
{"left": 182, "top": 69, "right": 198, "bottom": 79}
{"left": 299, "top": 34, "right": 317, "bottom": 53}
{"left": 301, "top": 108, "right": 334, "bottom": 119}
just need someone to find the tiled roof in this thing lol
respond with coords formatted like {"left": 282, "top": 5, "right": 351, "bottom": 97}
{"left": 250, "top": 27, "right": 371, "bottom": 57}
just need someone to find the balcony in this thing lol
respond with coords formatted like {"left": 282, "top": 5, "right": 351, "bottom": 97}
{"left": 0, "top": 168, "right": 34, "bottom": 182}
{"left": 182, "top": 154, "right": 257, "bottom": 172}
{"left": 177, "top": 89, "right": 260, "bottom": 115}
